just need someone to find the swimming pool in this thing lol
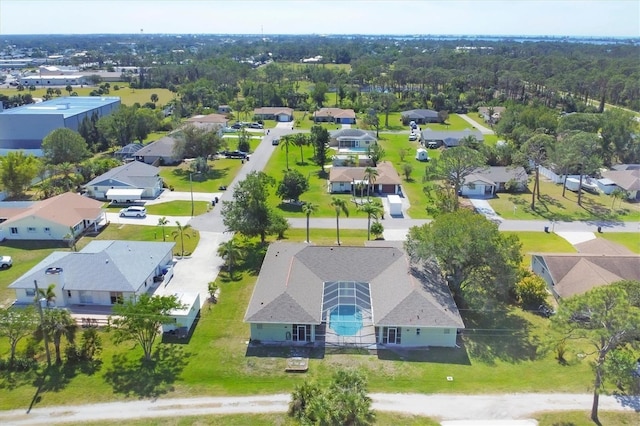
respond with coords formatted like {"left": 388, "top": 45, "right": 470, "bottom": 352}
{"left": 329, "top": 305, "right": 363, "bottom": 336}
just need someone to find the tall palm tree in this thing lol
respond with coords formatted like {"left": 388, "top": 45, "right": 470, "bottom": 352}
{"left": 301, "top": 202, "right": 318, "bottom": 243}
{"left": 172, "top": 221, "right": 193, "bottom": 257}
{"left": 363, "top": 167, "right": 378, "bottom": 200}
{"left": 40, "top": 308, "right": 77, "bottom": 364}
{"left": 293, "top": 133, "right": 308, "bottom": 164}
{"left": 330, "top": 197, "right": 349, "bottom": 246}
{"left": 280, "top": 135, "right": 295, "bottom": 170}
{"left": 157, "top": 217, "right": 169, "bottom": 242}
{"left": 216, "top": 238, "right": 244, "bottom": 279}
{"left": 38, "top": 283, "right": 57, "bottom": 307}
{"left": 359, "top": 201, "right": 383, "bottom": 241}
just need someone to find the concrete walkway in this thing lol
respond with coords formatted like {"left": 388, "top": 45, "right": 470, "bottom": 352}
{"left": 458, "top": 114, "right": 495, "bottom": 135}
{"left": 468, "top": 197, "right": 503, "bottom": 222}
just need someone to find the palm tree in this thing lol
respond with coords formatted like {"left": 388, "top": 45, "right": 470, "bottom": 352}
{"left": 330, "top": 197, "right": 349, "bottom": 246}
{"left": 301, "top": 202, "right": 318, "bottom": 243}
{"left": 610, "top": 187, "right": 626, "bottom": 210}
{"left": 359, "top": 202, "right": 383, "bottom": 241}
{"left": 157, "top": 217, "right": 169, "bottom": 242}
{"left": 280, "top": 135, "right": 295, "bottom": 170}
{"left": 216, "top": 238, "right": 244, "bottom": 279}
{"left": 293, "top": 133, "right": 308, "bottom": 164}
{"left": 150, "top": 93, "right": 159, "bottom": 104}
{"left": 40, "top": 308, "right": 77, "bottom": 364}
{"left": 363, "top": 167, "right": 378, "bottom": 200}
{"left": 172, "top": 221, "right": 193, "bottom": 257}
{"left": 38, "top": 283, "right": 57, "bottom": 307}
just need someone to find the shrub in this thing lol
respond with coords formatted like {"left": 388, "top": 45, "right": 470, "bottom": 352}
{"left": 515, "top": 273, "right": 549, "bottom": 308}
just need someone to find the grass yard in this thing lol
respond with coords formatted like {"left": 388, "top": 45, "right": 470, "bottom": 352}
{"left": 489, "top": 179, "right": 640, "bottom": 222}
{"left": 503, "top": 231, "right": 576, "bottom": 267}
{"left": 0, "top": 231, "right": 604, "bottom": 411}
{"left": 76, "top": 412, "right": 439, "bottom": 425}
{"left": 159, "top": 159, "right": 243, "bottom": 192}
{"left": 281, "top": 228, "right": 369, "bottom": 245}
{"left": 0, "top": 241, "right": 67, "bottom": 306}
{"left": 598, "top": 233, "right": 640, "bottom": 253}
{"left": 145, "top": 201, "right": 210, "bottom": 217}
{"left": 536, "top": 410, "right": 640, "bottom": 425}
{"left": 76, "top": 223, "right": 199, "bottom": 254}
{"left": 0, "top": 86, "right": 176, "bottom": 107}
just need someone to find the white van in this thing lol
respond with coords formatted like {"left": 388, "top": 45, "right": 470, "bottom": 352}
{"left": 119, "top": 206, "right": 147, "bottom": 218}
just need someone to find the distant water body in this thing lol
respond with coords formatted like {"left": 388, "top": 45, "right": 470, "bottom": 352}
{"left": 327, "top": 34, "right": 640, "bottom": 45}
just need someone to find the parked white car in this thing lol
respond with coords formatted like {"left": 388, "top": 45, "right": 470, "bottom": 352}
{"left": 0, "top": 255, "right": 12, "bottom": 269}
{"left": 119, "top": 206, "right": 147, "bottom": 218}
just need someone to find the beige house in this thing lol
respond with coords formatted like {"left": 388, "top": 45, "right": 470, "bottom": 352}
{"left": 313, "top": 107, "right": 357, "bottom": 124}
{"left": 329, "top": 161, "right": 402, "bottom": 195}
{"left": 253, "top": 107, "right": 294, "bottom": 122}
{"left": 0, "top": 192, "right": 104, "bottom": 241}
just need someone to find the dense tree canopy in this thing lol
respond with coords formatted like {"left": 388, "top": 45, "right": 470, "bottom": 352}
{"left": 173, "top": 124, "right": 224, "bottom": 159}
{"left": 0, "top": 151, "right": 40, "bottom": 197}
{"left": 405, "top": 209, "right": 522, "bottom": 307}
{"left": 41, "top": 128, "right": 90, "bottom": 165}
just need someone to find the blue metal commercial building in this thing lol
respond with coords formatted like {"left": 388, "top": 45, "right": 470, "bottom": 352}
{"left": 0, "top": 96, "right": 120, "bottom": 156}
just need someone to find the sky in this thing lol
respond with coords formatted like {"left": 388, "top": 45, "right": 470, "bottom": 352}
{"left": 1, "top": 0, "right": 639, "bottom": 37}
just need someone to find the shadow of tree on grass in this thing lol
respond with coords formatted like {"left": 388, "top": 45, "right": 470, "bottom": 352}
{"left": 461, "top": 308, "right": 540, "bottom": 366}
{"left": 104, "top": 345, "right": 190, "bottom": 398}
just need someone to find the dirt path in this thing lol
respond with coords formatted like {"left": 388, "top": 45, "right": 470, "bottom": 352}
{"left": 0, "top": 393, "right": 637, "bottom": 424}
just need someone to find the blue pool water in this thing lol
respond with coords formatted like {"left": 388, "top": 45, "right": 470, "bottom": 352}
{"left": 329, "top": 305, "right": 363, "bottom": 336}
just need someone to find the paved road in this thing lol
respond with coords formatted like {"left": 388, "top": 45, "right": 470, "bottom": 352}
{"left": 1, "top": 393, "right": 636, "bottom": 424}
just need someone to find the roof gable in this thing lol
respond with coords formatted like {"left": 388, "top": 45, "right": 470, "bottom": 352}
{"left": 86, "top": 161, "right": 159, "bottom": 187}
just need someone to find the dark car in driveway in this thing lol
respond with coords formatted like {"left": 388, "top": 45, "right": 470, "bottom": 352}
{"left": 227, "top": 150, "right": 248, "bottom": 159}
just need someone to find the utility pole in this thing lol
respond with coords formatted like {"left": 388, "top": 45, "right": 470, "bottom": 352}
{"left": 33, "top": 280, "right": 51, "bottom": 367}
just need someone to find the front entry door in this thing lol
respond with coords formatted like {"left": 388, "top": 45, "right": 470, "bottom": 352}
{"left": 385, "top": 327, "right": 401, "bottom": 344}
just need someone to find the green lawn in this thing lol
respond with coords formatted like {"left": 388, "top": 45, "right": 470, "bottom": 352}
{"left": 536, "top": 410, "right": 640, "bottom": 426}
{"left": 598, "top": 233, "right": 640, "bottom": 253}
{"left": 503, "top": 231, "right": 576, "bottom": 267}
{"left": 0, "top": 86, "right": 176, "bottom": 107}
{"left": 0, "top": 231, "right": 603, "bottom": 410}
{"left": 159, "top": 159, "right": 243, "bottom": 192}
{"left": 489, "top": 180, "right": 640, "bottom": 222}
{"left": 281, "top": 228, "right": 369, "bottom": 245}
{"left": 145, "top": 201, "right": 210, "bottom": 217}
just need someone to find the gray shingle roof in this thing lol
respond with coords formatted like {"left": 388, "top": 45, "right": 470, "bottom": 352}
{"left": 401, "top": 109, "right": 439, "bottom": 119}
{"left": 420, "top": 129, "right": 484, "bottom": 147}
{"left": 464, "top": 166, "right": 527, "bottom": 185}
{"left": 330, "top": 128, "right": 376, "bottom": 140}
{"left": 9, "top": 240, "right": 175, "bottom": 293}
{"left": 244, "top": 242, "right": 464, "bottom": 329}
{"left": 86, "top": 161, "right": 160, "bottom": 187}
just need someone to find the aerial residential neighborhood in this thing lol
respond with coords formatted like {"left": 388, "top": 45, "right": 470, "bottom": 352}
{"left": 0, "top": 2, "right": 639, "bottom": 424}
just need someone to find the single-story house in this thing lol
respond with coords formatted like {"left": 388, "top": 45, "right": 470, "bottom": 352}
{"left": 329, "top": 161, "right": 402, "bottom": 195}
{"left": 401, "top": 109, "right": 442, "bottom": 125}
{"left": 186, "top": 113, "right": 228, "bottom": 131}
{"left": 329, "top": 128, "right": 377, "bottom": 150}
{"left": 85, "top": 161, "right": 163, "bottom": 201}
{"left": 113, "top": 143, "right": 144, "bottom": 161}
{"left": 461, "top": 166, "right": 528, "bottom": 196}
{"left": 0, "top": 192, "right": 104, "bottom": 241}
{"left": 244, "top": 242, "right": 464, "bottom": 348}
{"left": 421, "top": 128, "right": 484, "bottom": 148}
{"left": 218, "top": 105, "right": 232, "bottom": 114}
{"left": 601, "top": 166, "right": 640, "bottom": 201}
{"left": 477, "top": 106, "right": 506, "bottom": 124}
{"left": 531, "top": 253, "right": 640, "bottom": 299}
{"left": 8, "top": 240, "right": 176, "bottom": 307}
{"left": 596, "top": 178, "right": 618, "bottom": 195}
{"left": 314, "top": 107, "right": 357, "bottom": 124}
{"left": 134, "top": 136, "right": 181, "bottom": 166}
{"left": 253, "top": 107, "right": 294, "bottom": 122}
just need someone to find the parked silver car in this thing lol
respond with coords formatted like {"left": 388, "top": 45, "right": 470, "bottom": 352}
{"left": 0, "top": 255, "right": 12, "bottom": 269}
{"left": 119, "top": 206, "right": 147, "bottom": 218}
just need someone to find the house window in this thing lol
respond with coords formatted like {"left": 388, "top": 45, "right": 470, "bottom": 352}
{"left": 257, "top": 324, "right": 263, "bottom": 329}
{"left": 444, "top": 329, "right": 451, "bottom": 334}
{"left": 67, "top": 290, "right": 72, "bottom": 298}
{"left": 10, "top": 227, "right": 18, "bottom": 234}
{"left": 94, "top": 187, "right": 98, "bottom": 191}
{"left": 27, "top": 227, "right": 36, "bottom": 233}
{"left": 110, "top": 292, "right": 124, "bottom": 304}
{"left": 382, "top": 327, "right": 401, "bottom": 344}
{"left": 26, "top": 289, "right": 36, "bottom": 297}
{"left": 44, "top": 227, "right": 51, "bottom": 233}
{"left": 416, "top": 328, "right": 421, "bottom": 336}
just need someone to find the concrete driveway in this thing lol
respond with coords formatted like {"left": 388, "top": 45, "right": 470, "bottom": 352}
{"left": 467, "top": 197, "right": 503, "bottom": 222}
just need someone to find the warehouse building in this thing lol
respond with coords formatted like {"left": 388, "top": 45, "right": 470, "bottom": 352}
{"left": 0, "top": 96, "right": 120, "bottom": 156}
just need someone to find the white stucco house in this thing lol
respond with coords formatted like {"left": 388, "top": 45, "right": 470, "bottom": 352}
{"left": 84, "top": 161, "right": 163, "bottom": 201}
{"left": 8, "top": 240, "right": 176, "bottom": 307}
{"left": 244, "top": 242, "right": 464, "bottom": 349}
{"left": 0, "top": 192, "right": 104, "bottom": 241}
{"left": 461, "top": 166, "right": 528, "bottom": 197}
